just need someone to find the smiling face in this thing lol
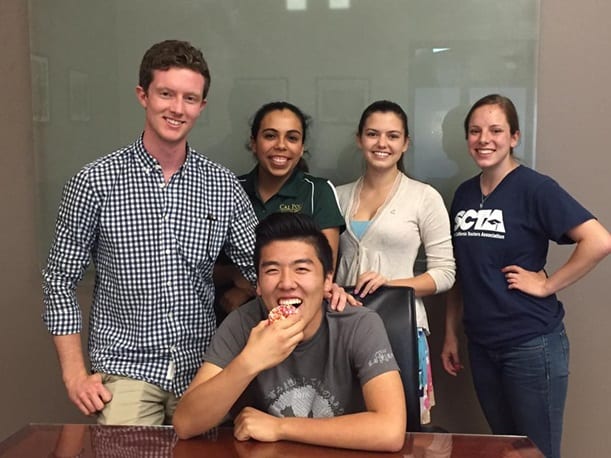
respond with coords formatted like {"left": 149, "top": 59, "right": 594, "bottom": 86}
{"left": 136, "top": 67, "right": 206, "bottom": 152}
{"left": 466, "top": 103, "right": 520, "bottom": 172}
{"left": 256, "top": 239, "right": 333, "bottom": 339}
{"left": 357, "top": 111, "right": 409, "bottom": 172}
{"left": 250, "top": 109, "right": 305, "bottom": 180}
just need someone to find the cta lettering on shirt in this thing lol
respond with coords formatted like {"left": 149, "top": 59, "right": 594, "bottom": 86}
{"left": 453, "top": 208, "right": 506, "bottom": 240}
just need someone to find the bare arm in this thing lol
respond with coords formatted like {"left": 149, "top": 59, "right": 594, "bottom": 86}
{"left": 387, "top": 273, "right": 437, "bottom": 297}
{"left": 212, "top": 262, "right": 239, "bottom": 289}
{"left": 441, "top": 281, "right": 464, "bottom": 376}
{"left": 502, "top": 219, "right": 611, "bottom": 297}
{"left": 53, "top": 334, "right": 112, "bottom": 415}
{"left": 214, "top": 262, "right": 257, "bottom": 314}
{"left": 233, "top": 371, "right": 406, "bottom": 452}
{"left": 173, "top": 316, "right": 305, "bottom": 439}
{"left": 173, "top": 359, "right": 251, "bottom": 438}
{"left": 353, "top": 271, "right": 438, "bottom": 298}
{"left": 324, "top": 226, "right": 361, "bottom": 311}
{"left": 321, "top": 227, "right": 340, "bottom": 270}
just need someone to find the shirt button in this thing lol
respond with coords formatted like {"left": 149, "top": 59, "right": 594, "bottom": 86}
{"left": 167, "top": 280, "right": 172, "bottom": 287}
{"left": 165, "top": 249, "right": 171, "bottom": 255}
{"left": 168, "top": 312, "right": 173, "bottom": 319}
{"left": 159, "top": 182, "right": 166, "bottom": 189}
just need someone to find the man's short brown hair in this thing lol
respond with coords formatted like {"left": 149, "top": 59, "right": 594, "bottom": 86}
{"left": 139, "top": 40, "right": 211, "bottom": 99}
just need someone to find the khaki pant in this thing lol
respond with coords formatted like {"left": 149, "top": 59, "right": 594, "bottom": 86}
{"left": 97, "top": 374, "right": 179, "bottom": 426}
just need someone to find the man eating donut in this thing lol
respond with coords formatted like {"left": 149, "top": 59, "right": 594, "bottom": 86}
{"left": 173, "top": 213, "right": 406, "bottom": 451}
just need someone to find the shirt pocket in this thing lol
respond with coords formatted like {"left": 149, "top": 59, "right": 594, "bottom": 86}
{"left": 174, "top": 213, "right": 226, "bottom": 271}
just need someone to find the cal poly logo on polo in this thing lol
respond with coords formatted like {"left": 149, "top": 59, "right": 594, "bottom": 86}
{"left": 454, "top": 209, "right": 506, "bottom": 239}
{"left": 279, "top": 203, "right": 303, "bottom": 213}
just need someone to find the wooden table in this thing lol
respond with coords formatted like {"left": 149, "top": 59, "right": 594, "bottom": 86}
{"left": 0, "top": 424, "right": 543, "bottom": 457}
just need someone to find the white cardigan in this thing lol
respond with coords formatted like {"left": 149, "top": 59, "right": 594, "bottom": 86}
{"left": 336, "top": 174, "right": 455, "bottom": 331}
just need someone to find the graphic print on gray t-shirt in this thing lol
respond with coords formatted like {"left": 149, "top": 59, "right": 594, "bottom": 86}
{"left": 268, "top": 376, "right": 342, "bottom": 418}
{"left": 205, "top": 298, "right": 398, "bottom": 419}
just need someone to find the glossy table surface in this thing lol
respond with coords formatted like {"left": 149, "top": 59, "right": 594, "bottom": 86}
{"left": 0, "top": 424, "right": 543, "bottom": 457}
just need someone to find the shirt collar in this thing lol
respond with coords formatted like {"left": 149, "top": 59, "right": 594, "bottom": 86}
{"left": 246, "top": 166, "right": 304, "bottom": 199}
{"left": 278, "top": 168, "right": 304, "bottom": 197}
{"left": 133, "top": 134, "right": 193, "bottom": 177}
{"left": 241, "top": 167, "right": 259, "bottom": 197}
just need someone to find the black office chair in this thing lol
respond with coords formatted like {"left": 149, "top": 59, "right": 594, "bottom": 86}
{"left": 345, "top": 285, "right": 421, "bottom": 432}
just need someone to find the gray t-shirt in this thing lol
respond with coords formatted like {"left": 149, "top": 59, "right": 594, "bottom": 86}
{"left": 205, "top": 298, "right": 398, "bottom": 419}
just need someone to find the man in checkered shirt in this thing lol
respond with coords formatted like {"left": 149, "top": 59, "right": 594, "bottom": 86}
{"left": 42, "top": 40, "right": 258, "bottom": 425}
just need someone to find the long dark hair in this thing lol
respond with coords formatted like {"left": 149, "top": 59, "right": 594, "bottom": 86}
{"left": 357, "top": 100, "right": 409, "bottom": 174}
{"left": 250, "top": 101, "right": 311, "bottom": 172}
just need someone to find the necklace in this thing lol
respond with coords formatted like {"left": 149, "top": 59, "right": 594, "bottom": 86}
{"left": 478, "top": 162, "right": 519, "bottom": 209}
{"left": 479, "top": 192, "right": 489, "bottom": 209}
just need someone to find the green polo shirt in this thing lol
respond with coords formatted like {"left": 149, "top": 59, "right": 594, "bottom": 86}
{"left": 238, "top": 167, "right": 345, "bottom": 232}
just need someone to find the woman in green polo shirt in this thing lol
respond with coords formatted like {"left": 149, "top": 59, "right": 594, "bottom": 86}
{"left": 217, "top": 102, "right": 345, "bottom": 315}
{"left": 239, "top": 101, "right": 345, "bottom": 257}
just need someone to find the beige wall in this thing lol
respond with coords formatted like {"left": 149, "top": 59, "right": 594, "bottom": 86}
{"left": 1, "top": 0, "right": 609, "bottom": 455}
{"left": 537, "top": 1, "right": 611, "bottom": 456}
{"left": 0, "top": 0, "right": 85, "bottom": 440}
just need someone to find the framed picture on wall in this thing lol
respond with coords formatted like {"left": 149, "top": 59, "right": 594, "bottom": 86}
{"left": 30, "top": 55, "right": 50, "bottom": 122}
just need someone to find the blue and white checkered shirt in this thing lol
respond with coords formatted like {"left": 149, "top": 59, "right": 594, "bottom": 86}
{"left": 42, "top": 136, "right": 257, "bottom": 396}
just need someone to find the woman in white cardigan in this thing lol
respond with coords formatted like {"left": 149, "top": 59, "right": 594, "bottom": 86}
{"left": 336, "top": 100, "right": 455, "bottom": 424}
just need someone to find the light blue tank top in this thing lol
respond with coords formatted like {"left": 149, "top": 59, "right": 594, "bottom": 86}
{"left": 350, "top": 220, "right": 371, "bottom": 240}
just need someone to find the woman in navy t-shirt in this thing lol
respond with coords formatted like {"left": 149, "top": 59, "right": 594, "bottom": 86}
{"left": 441, "top": 94, "right": 611, "bottom": 458}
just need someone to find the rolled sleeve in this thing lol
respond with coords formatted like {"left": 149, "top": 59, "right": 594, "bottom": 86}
{"left": 42, "top": 170, "right": 99, "bottom": 334}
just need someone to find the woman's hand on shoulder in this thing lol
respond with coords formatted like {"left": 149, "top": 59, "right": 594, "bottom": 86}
{"left": 325, "top": 283, "right": 362, "bottom": 311}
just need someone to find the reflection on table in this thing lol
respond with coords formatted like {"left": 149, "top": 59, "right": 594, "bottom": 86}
{"left": 0, "top": 424, "right": 544, "bottom": 457}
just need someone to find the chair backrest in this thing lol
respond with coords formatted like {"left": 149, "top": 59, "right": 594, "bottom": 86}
{"left": 345, "top": 285, "right": 421, "bottom": 432}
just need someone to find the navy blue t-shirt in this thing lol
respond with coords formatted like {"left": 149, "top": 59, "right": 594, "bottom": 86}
{"left": 451, "top": 165, "right": 594, "bottom": 349}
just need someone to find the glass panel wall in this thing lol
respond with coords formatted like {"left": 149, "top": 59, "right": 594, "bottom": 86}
{"left": 29, "top": 0, "right": 539, "bottom": 257}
